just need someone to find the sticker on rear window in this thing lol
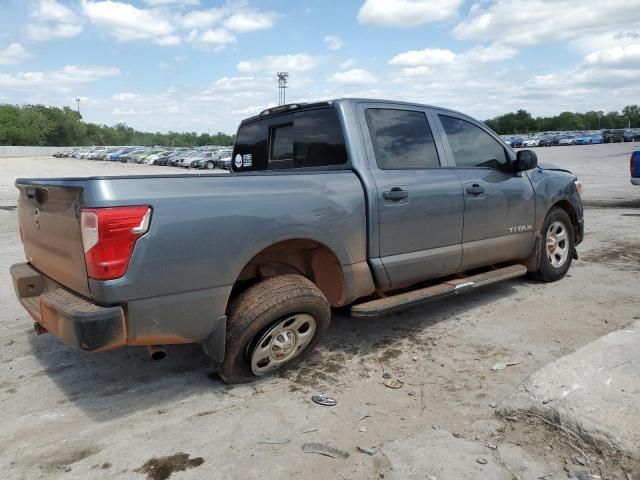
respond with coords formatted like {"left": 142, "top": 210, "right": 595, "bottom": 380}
{"left": 242, "top": 154, "right": 253, "bottom": 167}
{"left": 234, "top": 154, "right": 243, "bottom": 169}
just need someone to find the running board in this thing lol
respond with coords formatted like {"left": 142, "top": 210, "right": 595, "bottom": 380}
{"left": 351, "top": 264, "right": 527, "bottom": 318}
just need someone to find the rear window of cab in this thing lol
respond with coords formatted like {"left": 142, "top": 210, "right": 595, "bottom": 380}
{"left": 232, "top": 107, "right": 348, "bottom": 171}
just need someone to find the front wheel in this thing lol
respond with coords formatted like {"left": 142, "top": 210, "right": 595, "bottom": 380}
{"left": 218, "top": 274, "right": 331, "bottom": 383}
{"left": 531, "top": 207, "right": 574, "bottom": 282}
{"left": 205, "top": 161, "right": 214, "bottom": 170}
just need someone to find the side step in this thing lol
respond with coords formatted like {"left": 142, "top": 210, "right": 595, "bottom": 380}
{"left": 351, "top": 264, "right": 527, "bottom": 318}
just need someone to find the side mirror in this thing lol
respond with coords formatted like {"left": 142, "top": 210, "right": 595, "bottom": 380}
{"left": 514, "top": 149, "right": 538, "bottom": 172}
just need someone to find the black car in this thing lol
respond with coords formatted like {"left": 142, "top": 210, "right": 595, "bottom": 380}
{"left": 603, "top": 129, "right": 625, "bottom": 143}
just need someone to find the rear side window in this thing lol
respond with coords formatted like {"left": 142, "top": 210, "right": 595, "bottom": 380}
{"left": 233, "top": 107, "right": 348, "bottom": 171}
{"left": 365, "top": 108, "right": 440, "bottom": 169}
{"left": 439, "top": 115, "right": 508, "bottom": 170}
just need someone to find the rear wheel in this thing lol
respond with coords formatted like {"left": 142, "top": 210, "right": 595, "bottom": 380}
{"left": 205, "top": 161, "right": 214, "bottom": 170}
{"left": 531, "top": 207, "right": 574, "bottom": 282}
{"left": 219, "top": 274, "right": 331, "bottom": 383}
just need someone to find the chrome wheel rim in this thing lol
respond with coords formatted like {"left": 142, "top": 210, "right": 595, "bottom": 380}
{"left": 546, "top": 220, "right": 569, "bottom": 268}
{"left": 250, "top": 314, "right": 317, "bottom": 376}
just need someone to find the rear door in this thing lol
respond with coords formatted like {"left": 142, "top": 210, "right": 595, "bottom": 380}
{"left": 358, "top": 104, "right": 464, "bottom": 288}
{"left": 433, "top": 111, "right": 535, "bottom": 270}
{"left": 16, "top": 182, "right": 90, "bottom": 296}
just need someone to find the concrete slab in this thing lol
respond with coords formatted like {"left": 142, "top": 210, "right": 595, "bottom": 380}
{"left": 499, "top": 321, "right": 640, "bottom": 459}
{"left": 381, "top": 430, "right": 550, "bottom": 480}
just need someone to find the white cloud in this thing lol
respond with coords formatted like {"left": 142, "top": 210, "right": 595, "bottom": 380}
{"left": 324, "top": 35, "right": 344, "bottom": 51}
{"left": 0, "top": 43, "right": 29, "bottom": 65}
{"left": 81, "top": 0, "right": 175, "bottom": 42}
{"left": 584, "top": 44, "right": 640, "bottom": 68}
{"left": 0, "top": 65, "right": 119, "bottom": 92}
{"left": 328, "top": 68, "right": 378, "bottom": 85}
{"left": 28, "top": 0, "right": 83, "bottom": 41}
{"left": 224, "top": 11, "right": 276, "bottom": 32}
{"left": 144, "top": 0, "right": 200, "bottom": 5}
{"left": 389, "top": 43, "right": 517, "bottom": 69}
{"left": 358, "top": 0, "right": 464, "bottom": 27}
{"left": 452, "top": 0, "right": 640, "bottom": 47}
{"left": 179, "top": 6, "right": 226, "bottom": 29}
{"left": 389, "top": 48, "right": 457, "bottom": 66}
{"left": 187, "top": 28, "right": 236, "bottom": 49}
{"left": 32, "top": 0, "right": 78, "bottom": 23}
{"left": 237, "top": 54, "right": 321, "bottom": 73}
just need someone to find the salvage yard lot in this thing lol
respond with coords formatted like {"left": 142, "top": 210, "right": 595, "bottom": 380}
{"left": 1, "top": 143, "right": 639, "bottom": 479}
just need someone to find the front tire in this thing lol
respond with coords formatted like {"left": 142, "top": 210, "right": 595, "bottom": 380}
{"left": 531, "top": 207, "right": 574, "bottom": 282}
{"left": 219, "top": 274, "right": 331, "bottom": 383}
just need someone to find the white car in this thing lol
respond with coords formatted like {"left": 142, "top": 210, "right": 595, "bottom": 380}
{"left": 522, "top": 138, "right": 538, "bottom": 147}
{"left": 559, "top": 137, "right": 576, "bottom": 146}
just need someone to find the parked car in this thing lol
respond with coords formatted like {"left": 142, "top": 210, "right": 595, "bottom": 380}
{"left": 603, "top": 129, "right": 624, "bottom": 143}
{"left": 522, "top": 138, "right": 538, "bottom": 147}
{"left": 559, "top": 136, "right": 576, "bottom": 146}
{"left": 631, "top": 151, "right": 640, "bottom": 185}
{"left": 624, "top": 130, "right": 637, "bottom": 142}
{"left": 590, "top": 134, "right": 603, "bottom": 144}
{"left": 10, "top": 98, "right": 584, "bottom": 383}
{"left": 191, "top": 152, "right": 219, "bottom": 169}
{"left": 574, "top": 135, "right": 594, "bottom": 145}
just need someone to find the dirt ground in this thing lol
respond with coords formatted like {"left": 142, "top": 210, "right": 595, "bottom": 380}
{"left": 0, "top": 144, "right": 638, "bottom": 479}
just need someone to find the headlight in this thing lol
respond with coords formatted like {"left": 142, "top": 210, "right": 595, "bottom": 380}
{"left": 574, "top": 180, "right": 583, "bottom": 195}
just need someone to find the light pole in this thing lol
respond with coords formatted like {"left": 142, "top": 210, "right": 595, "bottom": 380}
{"left": 75, "top": 97, "right": 81, "bottom": 115}
{"left": 597, "top": 113, "right": 601, "bottom": 130}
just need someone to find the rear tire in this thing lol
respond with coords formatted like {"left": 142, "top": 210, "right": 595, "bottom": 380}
{"left": 219, "top": 274, "right": 331, "bottom": 384}
{"left": 205, "top": 161, "right": 214, "bottom": 170}
{"left": 531, "top": 207, "right": 574, "bottom": 282}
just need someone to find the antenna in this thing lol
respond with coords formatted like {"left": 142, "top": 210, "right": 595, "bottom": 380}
{"left": 277, "top": 72, "right": 288, "bottom": 106}
{"left": 75, "top": 97, "right": 81, "bottom": 115}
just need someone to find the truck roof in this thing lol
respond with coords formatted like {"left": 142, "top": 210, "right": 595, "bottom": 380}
{"left": 240, "top": 98, "right": 464, "bottom": 125}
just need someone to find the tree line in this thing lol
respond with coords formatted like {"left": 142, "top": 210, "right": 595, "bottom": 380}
{"left": 2, "top": 102, "right": 639, "bottom": 145}
{"left": 484, "top": 105, "right": 640, "bottom": 135}
{"left": 0, "top": 104, "right": 235, "bottom": 147}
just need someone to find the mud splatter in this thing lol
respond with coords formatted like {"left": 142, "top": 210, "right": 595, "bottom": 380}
{"left": 0, "top": 205, "right": 16, "bottom": 211}
{"left": 135, "top": 453, "right": 204, "bottom": 480}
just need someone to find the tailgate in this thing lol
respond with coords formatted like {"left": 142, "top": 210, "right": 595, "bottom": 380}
{"left": 16, "top": 181, "right": 90, "bottom": 297}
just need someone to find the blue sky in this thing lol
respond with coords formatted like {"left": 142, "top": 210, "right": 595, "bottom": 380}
{"left": 1, "top": 0, "right": 639, "bottom": 134}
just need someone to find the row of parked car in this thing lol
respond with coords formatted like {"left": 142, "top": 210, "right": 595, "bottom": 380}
{"left": 53, "top": 145, "right": 234, "bottom": 170}
{"left": 502, "top": 129, "right": 640, "bottom": 148}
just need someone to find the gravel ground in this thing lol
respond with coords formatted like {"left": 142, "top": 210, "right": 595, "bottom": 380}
{"left": 0, "top": 144, "right": 638, "bottom": 480}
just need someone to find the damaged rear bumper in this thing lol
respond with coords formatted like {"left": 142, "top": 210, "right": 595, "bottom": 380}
{"left": 10, "top": 262, "right": 126, "bottom": 351}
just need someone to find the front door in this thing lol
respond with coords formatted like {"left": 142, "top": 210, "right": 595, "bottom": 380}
{"left": 359, "top": 105, "right": 465, "bottom": 288}
{"left": 434, "top": 111, "right": 536, "bottom": 270}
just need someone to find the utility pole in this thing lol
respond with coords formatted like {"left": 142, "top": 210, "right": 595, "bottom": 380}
{"left": 75, "top": 97, "right": 81, "bottom": 115}
{"left": 277, "top": 72, "right": 289, "bottom": 106}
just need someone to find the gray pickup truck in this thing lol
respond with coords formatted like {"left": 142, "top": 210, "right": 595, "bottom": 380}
{"left": 10, "top": 98, "right": 584, "bottom": 383}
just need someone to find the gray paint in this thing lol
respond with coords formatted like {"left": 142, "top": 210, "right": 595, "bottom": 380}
{"left": 13, "top": 97, "right": 584, "bottom": 356}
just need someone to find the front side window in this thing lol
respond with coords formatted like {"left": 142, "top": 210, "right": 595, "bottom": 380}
{"left": 439, "top": 115, "right": 509, "bottom": 170}
{"left": 365, "top": 108, "right": 440, "bottom": 169}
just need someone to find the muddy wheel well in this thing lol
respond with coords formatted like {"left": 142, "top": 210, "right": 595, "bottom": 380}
{"left": 550, "top": 200, "right": 579, "bottom": 238}
{"left": 229, "top": 239, "right": 346, "bottom": 308}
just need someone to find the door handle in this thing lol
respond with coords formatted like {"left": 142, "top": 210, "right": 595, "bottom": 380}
{"left": 383, "top": 187, "right": 409, "bottom": 201}
{"left": 465, "top": 183, "right": 485, "bottom": 195}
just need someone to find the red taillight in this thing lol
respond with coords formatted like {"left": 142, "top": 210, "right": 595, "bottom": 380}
{"left": 81, "top": 205, "right": 151, "bottom": 280}
{"left": 632, "top": 155, "right": 636, "bottom": 177}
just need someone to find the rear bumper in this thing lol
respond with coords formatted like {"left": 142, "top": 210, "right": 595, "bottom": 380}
{"left": 631, "top": 177, "right": 640, "bottom": 186}
{"left": 10, "top": 262, "right": 126, "bottom": 351}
